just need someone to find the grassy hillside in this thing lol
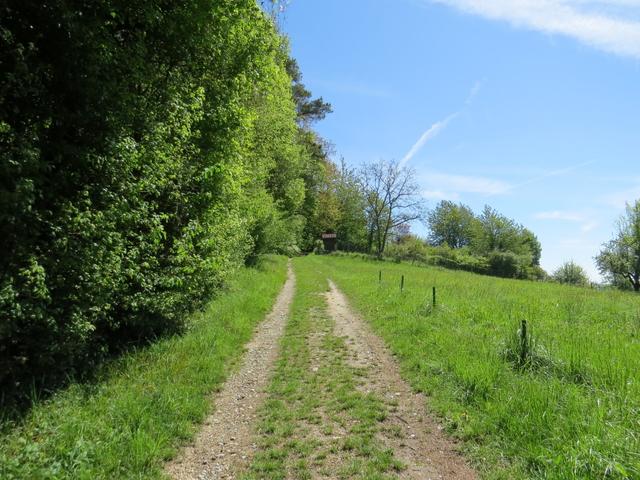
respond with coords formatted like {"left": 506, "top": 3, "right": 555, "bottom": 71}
{"left": 303, "top": 254, "right": 640, "bottom": 479}
{"left": 0, "top": 256, "right": 288, "bottom": 480}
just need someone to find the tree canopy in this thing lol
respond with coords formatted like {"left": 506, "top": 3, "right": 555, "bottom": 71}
{"left": 596, "top": 200, "right": 640, "bottom": 292}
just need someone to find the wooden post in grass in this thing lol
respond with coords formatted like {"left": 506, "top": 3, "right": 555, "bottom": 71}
{"left": 519, "top": 319, "right": 528, "bottom": 366}
{"left": 432, "top": 286, "right": 437, "bottom": 308}
{"left": 400, "top": 275, "right": 404, "bottom": 292}
{"left": 379, "top": 270, "right": 382, "bottom": 284}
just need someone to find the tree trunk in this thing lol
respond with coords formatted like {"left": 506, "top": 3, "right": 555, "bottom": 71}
{"left": 367, "top": 225, "right": 374, "bottom": 254}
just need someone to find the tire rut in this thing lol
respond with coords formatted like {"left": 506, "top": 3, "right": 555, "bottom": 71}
{"left": 165, "top": 262, "right": 295, "bottom": 480}
{"left": 325, "top": 279, "right": 477, "bottom": 480}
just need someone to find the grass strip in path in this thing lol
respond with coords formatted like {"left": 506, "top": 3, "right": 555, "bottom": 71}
{"left": 0, "top": 255, "right": 288, "bottom": 480}
{"left": 244, "top": 256, "right": 472, "bottom": 479}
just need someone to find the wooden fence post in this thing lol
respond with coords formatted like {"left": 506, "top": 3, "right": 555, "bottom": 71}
{"left": 519, "top": 319, "right": 528, "bottom": 366}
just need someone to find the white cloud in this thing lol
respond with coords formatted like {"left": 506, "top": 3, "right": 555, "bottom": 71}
{"left": 425, "top": 172, "right": 512, "bottom": 195}
{"left": 533, "top": 209, "right": 600, "bottom": 234}
{"left": 601, "top": 185, "right": 640, "bottom": 208}
{"left": 400, "top": 113, "right": 458, "bottom": 166}
{"left": 581, "top": 221, "right": 599, "bottom": 232}
{"left": 422, "top": 189, "right": 462, "bottom": 200}
{"left": 534, "top": 210, "right": 585, "bottom": 221}
{"left": 501, "top": 160, "right": 596, "bottom": 194}
{"left": 430, "top": 0, "right": 640, "bottom": 58}
{"left": 400, "top": 81, "right": 484, "bottom": 167}
{"left": 465, "top": 79, "right": 484, "bottom": 104}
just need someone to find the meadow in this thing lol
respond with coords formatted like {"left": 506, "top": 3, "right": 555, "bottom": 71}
{"left": 304, "top": 254, "right": 640, "bottom": 479}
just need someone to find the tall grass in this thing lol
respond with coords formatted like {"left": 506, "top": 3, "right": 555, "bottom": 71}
{"left": 303, "top": 255, "right": 640, "bottom": 479}
{"left": 0, "top": 255, "right": 288, "bottom": 480}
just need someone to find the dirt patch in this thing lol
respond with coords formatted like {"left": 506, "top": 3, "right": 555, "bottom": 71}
{"left": 165, "top": 262, "right": 295, "bottom": 480}
{"left": 325, "top": 280, "right": 477, "bottom": 480}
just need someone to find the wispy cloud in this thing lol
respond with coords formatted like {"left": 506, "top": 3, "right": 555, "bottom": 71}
{"left": 430, "top": 0, "right": 640, "bottom": 59}
{"left": 421, "top": 160, "right": 595, "bottom": 202}
{"left": 534, "top": 210, "right": 585, "bottom": 221}
{"left": 500, "top": 160, "right": 596, "bottom": 193}
{"left": 533, "top": 209, "right": 599, "bottom": 232}
{"left": 400, "top": 113, "right": 458, "bottom": 166}
{"left": 601, "top": 184, "right": 640, "bottom": 208}
{"left": 423, "top": 172, "right": 512, "bottom": 195}
{"left": 581, "top": 221, "right": 599, "bottom": 232}
{"left": 466, "top": 79, "right": 484, "bottom": 104}
{"left": 422, "top": 189, "right": 462, "bottom": 201}
{"left": 400, "top": 81, "right": 483, "bottom": 167}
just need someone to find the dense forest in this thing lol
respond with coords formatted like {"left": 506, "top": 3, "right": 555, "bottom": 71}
{"left": 0, "top": 0, "right": 339, "bottom": 399}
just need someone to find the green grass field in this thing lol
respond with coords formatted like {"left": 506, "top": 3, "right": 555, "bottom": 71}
{"left": 3, "top": 253, "right": 639, "bottom": 479}
{"left": 0, "top": 255, "right": 288, "bottom": 480}
{"left": 303, "top": 254, "right": 640, "bottom": 479}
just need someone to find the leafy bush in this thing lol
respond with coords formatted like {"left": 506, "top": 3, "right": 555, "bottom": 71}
{"left": 486, "top": 251, "right": 533, "bottom": 279}
{"left": 552, "top": 261, "right": 590, "bottom": 286}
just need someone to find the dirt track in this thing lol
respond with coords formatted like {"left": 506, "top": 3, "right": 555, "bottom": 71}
{"left": 326, "top": 280, "right": 476, "bottom": 479}
{"left": 166, "top": 264, "right": 476, "bottom": 479}
{"left": 165, "top": 263, "right": 295, "bottom": 480}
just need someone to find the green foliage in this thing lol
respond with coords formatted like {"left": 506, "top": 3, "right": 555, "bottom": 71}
{"left": 0, "top": 1, "right": 325, "bottom": 402}
{"left": 486, "top": 251, "right": 533, "bottom": 279}
{"left": 421, "top": 202, "right": 544, "bottom": 280}
{"left": 427, "top": 201, "right": 476, "bottom": 248}
{"left": 386, "top": 234, "right": 541, "bottom": 280}
{"left": 553, "top": 261, "right": 590, "bottom": 286}
{"left": 596, "top": 200, "right": 640, "bottom": 292}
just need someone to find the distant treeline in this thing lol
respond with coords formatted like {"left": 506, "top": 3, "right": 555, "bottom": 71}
{"left": 0, "top": 1, "right": 335, "bottom": 400}
{"left": 385, "top": 202, "right": 546, "bottom": 280}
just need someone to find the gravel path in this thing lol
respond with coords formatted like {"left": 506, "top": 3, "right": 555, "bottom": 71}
{"left": 325, "top": 280, "right": 477, "bottom": 480}
{"left": 165, "top": 262, "right": 295, "bottom": 480}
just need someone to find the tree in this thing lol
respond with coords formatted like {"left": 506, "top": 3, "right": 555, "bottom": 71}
{"left": 286, "top": 58, "right": 332, "bottom": 126}
{"left": 334, "top": 159, "right": 368, "bottom": 251}
{"left": 595, "top": 200, "right": 640, "bottom": 292}
{"left": 427, "top": 201, "right": 476, "bottom": 248}
{"left": 359, "top": 159, "right": 424, "bottom": 257}
{"left": 520, "top": 228, "right": 542, "bottom": 266}
{"left": 553, "top": 261, "right": 590, "bottom": 286}
{"left": 472, "top": 206, "right": 520, "bottom": 254}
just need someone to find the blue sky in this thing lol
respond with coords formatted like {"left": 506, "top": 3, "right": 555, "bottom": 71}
{"left": 280, "top": 0, "right": 640, "bottom": 280}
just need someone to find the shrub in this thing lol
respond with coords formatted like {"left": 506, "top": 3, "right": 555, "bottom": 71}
{"left": 553, "top": 261, "right": 590, "bottom": 286}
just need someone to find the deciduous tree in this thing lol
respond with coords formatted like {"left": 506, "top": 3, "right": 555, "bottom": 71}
{"left": 596, "top": 200, "right": 640, "bottom": 292}
{"left": 553, "top": 261, "right": 590, "bottom": 286}
{"left": 359, "top": 159, "right": 424, "bottom": 257}
{"left": 427, "top": 201, "right": 476, "bottom": 248}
